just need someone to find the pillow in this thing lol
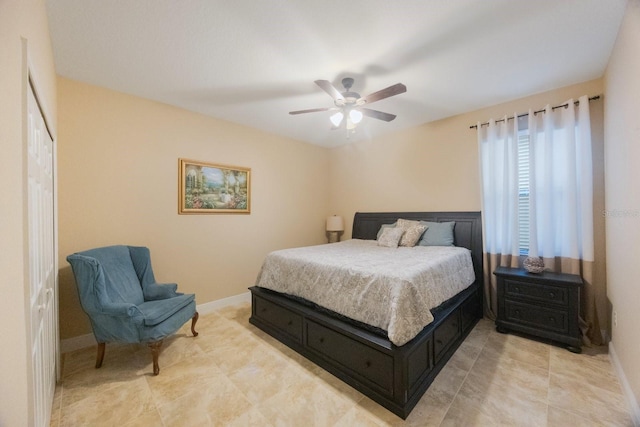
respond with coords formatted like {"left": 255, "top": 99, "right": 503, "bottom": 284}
{"left": 399, "top": 224, "right": 428, "bottom": 247}
{"left": 396, "top": 218, "right": 420, "bottom": 231}
{"left": 418, "top": 221, "right": 455, "bottom": 246}
{"left": 377, "top": 227, "right": 405, "bottom": 248}
{"left": 376, "top": 222, "right": 397, "bottom": 239}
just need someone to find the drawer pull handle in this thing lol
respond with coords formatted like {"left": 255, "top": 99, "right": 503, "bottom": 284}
{"left": 319, "top": 337, "right": 325, "bottom": 344}
{"left": 436, "top": 339, "right": 443, "bottom": 345}
{"left": 549, "top": 292, "right": 555, "bottom": 298}
{"left": 287, "top": 320, "right": 293, "bottom": 326}
{"left": 549, "top": 316, "right": 555, "bottom": 322}
{"left": 261, "top": 308, "right": 267, "bottom": 313}
{"left": 365, "top": 360, "right": 372, "bottom": 368}
{"left": 514, "top": 287, "right": 520, "bottom": 292}
{"left": 514, "top": 310, "right": 521, "bottom": 317}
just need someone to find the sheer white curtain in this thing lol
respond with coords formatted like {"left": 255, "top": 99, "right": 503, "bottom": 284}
{"left": 477, "top": 96, "right": 599, "bottom": 344}
{"left": 528, "top": 96, "right": 600, "bottom": 344}
{"left": 477, "top": 114, "right": 522, "bottom": 318}
{"left": 528, "top": 96, "right": 594, "bottom": 263}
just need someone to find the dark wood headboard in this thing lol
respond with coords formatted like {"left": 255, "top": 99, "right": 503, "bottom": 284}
{"left": 352, "top": 211, "right": 483, "bottom": 283}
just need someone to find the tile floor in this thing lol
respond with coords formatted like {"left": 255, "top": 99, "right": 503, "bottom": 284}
{"left": 51, "top": 303, "right": 634, "bottom": 426}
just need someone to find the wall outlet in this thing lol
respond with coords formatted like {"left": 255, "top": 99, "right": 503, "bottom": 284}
{"left": 613, "top": 311, "right": 618, "bottom": 328}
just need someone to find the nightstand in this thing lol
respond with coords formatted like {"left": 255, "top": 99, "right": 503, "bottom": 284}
{"left": 494, "top": 266, "right": 583, "bottom": 353}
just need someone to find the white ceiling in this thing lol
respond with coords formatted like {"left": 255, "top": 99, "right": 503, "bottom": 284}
{"left": 46, "top": 0, "right": 627, "bottom": 148}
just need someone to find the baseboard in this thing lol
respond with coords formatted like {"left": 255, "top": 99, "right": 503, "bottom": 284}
{"left": 196, "top": 291, "right": 251, "bottom": 315}
{"left": 609, "top": 342, "right": 640, "bottom": 426}
{"left": 60, "top": 291, "right": 251, "bottom": 354}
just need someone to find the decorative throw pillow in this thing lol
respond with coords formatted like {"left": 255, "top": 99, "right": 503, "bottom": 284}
{"left": 418, "top": 221, "right": 456, "bottom": 246}
{"left": 377, "top": 227, "right": 405, "bottom": 248}
{"left": 376, "top": 222, "right": 397, "bottom": 239}
{"left": 399, "top": 224, "right": 428, "bottom": 247}
{"left": 396, "top": 218, "right": 420, "bottom": 231}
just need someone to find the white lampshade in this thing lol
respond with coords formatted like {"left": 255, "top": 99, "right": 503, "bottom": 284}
{"left": 330, "top": 111, "right": 344, "bottom": 127}
{"left": 326, "top": 215, "right": 344, "bottom": 232}
{"left": 349, "top": 109, "right": 363, "bottom": 124}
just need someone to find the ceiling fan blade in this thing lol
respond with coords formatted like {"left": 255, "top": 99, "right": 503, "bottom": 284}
{"left": 315, "top": 80, "right": 345, "bottom": 102}
{"left": 360, "top": 83, "right": 406, "bottom": 104}
{"left": 360, "top": 108, "right": 397, "bottom": 122}
{"left": 289, "top": 107, "right": 331, "bottom": 115}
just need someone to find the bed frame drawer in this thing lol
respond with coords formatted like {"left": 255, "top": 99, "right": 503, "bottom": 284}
{"left": 433, "top": 309, "right": 461, "bottom": 362}
{"left": 253, "top": 296, "right": 303, "bottom": 342}
{"left": 306, "top": 320, "right": 394, "bottom": 393}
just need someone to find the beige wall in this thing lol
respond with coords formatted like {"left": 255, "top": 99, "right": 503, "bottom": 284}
{"left": 57, "top": 78, "right": 330, "bottom": 339}
{"left": 0, "top": 0, "right": 57, "bottom": 425}
{"left": 604, "top": 0, "right": 640, "bottom": 414}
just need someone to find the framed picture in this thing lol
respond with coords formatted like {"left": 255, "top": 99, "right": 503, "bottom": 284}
{"left": 178, "top": 159, "right": 251, "bottom": 214}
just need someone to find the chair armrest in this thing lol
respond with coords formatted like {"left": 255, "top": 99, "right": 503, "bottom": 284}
{"left": 100, "top": 301, "right": 143, "bottom": 318}
{"left": 143, "top": 283, "right": 183, "bottom": 301}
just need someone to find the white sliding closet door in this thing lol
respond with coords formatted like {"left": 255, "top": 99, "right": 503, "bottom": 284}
{"left": 27, "top": 77, "right": 58, "bottom": 427}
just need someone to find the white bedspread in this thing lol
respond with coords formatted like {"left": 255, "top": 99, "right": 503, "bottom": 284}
{"left": 255, "top": 239, "right": 476, "bottom": 346}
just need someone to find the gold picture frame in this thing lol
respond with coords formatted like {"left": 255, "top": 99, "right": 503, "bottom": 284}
{"left": 178, "top": 159, "right": 251, "bottom": 214}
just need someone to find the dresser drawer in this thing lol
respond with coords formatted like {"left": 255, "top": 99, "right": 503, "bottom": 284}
{"left": 434, "top": 309, "right": 460, "bottom": 362}
{"left": 504, "top": 300, "right": 568, "bottom": 333}
{"left": 253, "top": 297, "right": 303, "bottom": 342}
{"left": 306, "top": 320, "right": 394, "bottom": 393}
{"left": 504, "top": 279, "right": 568, "bottom": 306}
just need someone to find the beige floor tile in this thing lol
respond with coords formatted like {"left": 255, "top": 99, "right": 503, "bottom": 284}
{"left": 356, "top": 397, "right": 407, "bottom": 427}
{"left": 461, "top": 319, "right": 493, "bottom": 349}
{"left": 225, "top": 407, "right": 275, "bottom": 427}
{"left": 466, "top": 346, "right": 550, "bottom": 403}
{"left": 257, "top": 380, "right": 356, "bottom": 426}
{"left": 62, "top": 342, "right": 135, "bottom": 378}
{"left": 59, "top": 377, "right": 156, "bottom": 427}
{"left": 313, "top": 368, "right": 366, "bottom": 405}
{"left": 440, "top": 399, "right": 501, "bottom": 427}
{"left": 56, "top": 305, "right": 635, "bottom": 427}
{"left": 146, "top": 354, "right": 225, "bottom": 406}
{"left": 446, "top": 389, "right": 548, "bottom": 427}
{"left": 217, "top": 303, "right": 252, "bottom": 324}
{"left": 549, "top": 345, "right": 623, "bottom": 395}
{"left": 446, "top": 340, "right": 482, "bottom": 372}
{"left": 156, "top": 377, "right": 254, "bottom": 427}
{"left": 547, "top": 405, "right": 621, "bottom": 427}
{"left": 548, "top": 371, "right": 633, "bottom": 426}
{"left": 227, "top": 353, "right": 315, "bottom": 404}
{"left": 482, "top": 331, "right": 551, "bottom": 370}
{"left": 121, "top": 408, "right": 164, "bottom": 427}
{"left": 400, "top": 368, "right": 466, "bottom": 427}
{"left": 334, "top": 406, "right": 387, "bottom": 427}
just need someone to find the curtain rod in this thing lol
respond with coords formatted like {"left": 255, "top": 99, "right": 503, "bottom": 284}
{"left": 469, "top": 95, "right": 600, "bottom": 129}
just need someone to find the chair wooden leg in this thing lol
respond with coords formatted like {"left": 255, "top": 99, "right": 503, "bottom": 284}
{"left": 148, "top": 340, "right": 163, "bottom": 376}
{"left": 191, "top": 311, "right": 199, "bottom": 337}
{"left": 95, "top": 342, "right": 106, "bottom": 369}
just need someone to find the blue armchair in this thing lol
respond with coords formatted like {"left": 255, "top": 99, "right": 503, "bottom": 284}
{"left": 67, "top": 245, "right": 198, "bottom": 375}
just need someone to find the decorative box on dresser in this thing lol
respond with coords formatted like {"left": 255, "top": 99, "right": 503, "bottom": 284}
{"left": 494, "top": 266, "right": 583, "bottom": 353}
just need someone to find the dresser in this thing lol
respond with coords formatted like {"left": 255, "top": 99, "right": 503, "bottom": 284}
{"left": 494, "top": 266, "right": 583, "bottom": 353}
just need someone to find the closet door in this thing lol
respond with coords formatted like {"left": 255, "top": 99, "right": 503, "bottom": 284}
{"left": 27, "top": 78, "right": 58, "bottom": 427}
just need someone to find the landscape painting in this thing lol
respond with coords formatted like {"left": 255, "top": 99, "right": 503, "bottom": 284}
{"left": 178, "top": 159, "right": 251, "bottom": 214}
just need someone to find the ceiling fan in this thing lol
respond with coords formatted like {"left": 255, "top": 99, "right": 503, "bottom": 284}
{"left": 289, "top": 78, "right": 407, "bottom": 130}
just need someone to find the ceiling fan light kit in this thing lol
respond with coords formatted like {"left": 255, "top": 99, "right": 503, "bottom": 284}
{"left": 290, "top": 77, "right": 406, "bottom": 136}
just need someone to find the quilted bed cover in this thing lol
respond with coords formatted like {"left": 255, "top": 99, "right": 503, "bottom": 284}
{"left": 255, "top": 239, "right": 475, "bottom": 346}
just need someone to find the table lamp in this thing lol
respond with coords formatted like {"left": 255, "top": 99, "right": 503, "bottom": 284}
{"left": 326, "top": 215, "right": 344, "bottom": 243}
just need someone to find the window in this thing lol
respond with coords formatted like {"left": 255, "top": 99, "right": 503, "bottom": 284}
{"left": 517, "top": 131, "right": 530, "bottom": 256}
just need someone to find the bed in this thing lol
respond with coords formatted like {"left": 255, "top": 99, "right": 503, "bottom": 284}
{"left": 249, "top": 212, "right": 483, "bottom": 419}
